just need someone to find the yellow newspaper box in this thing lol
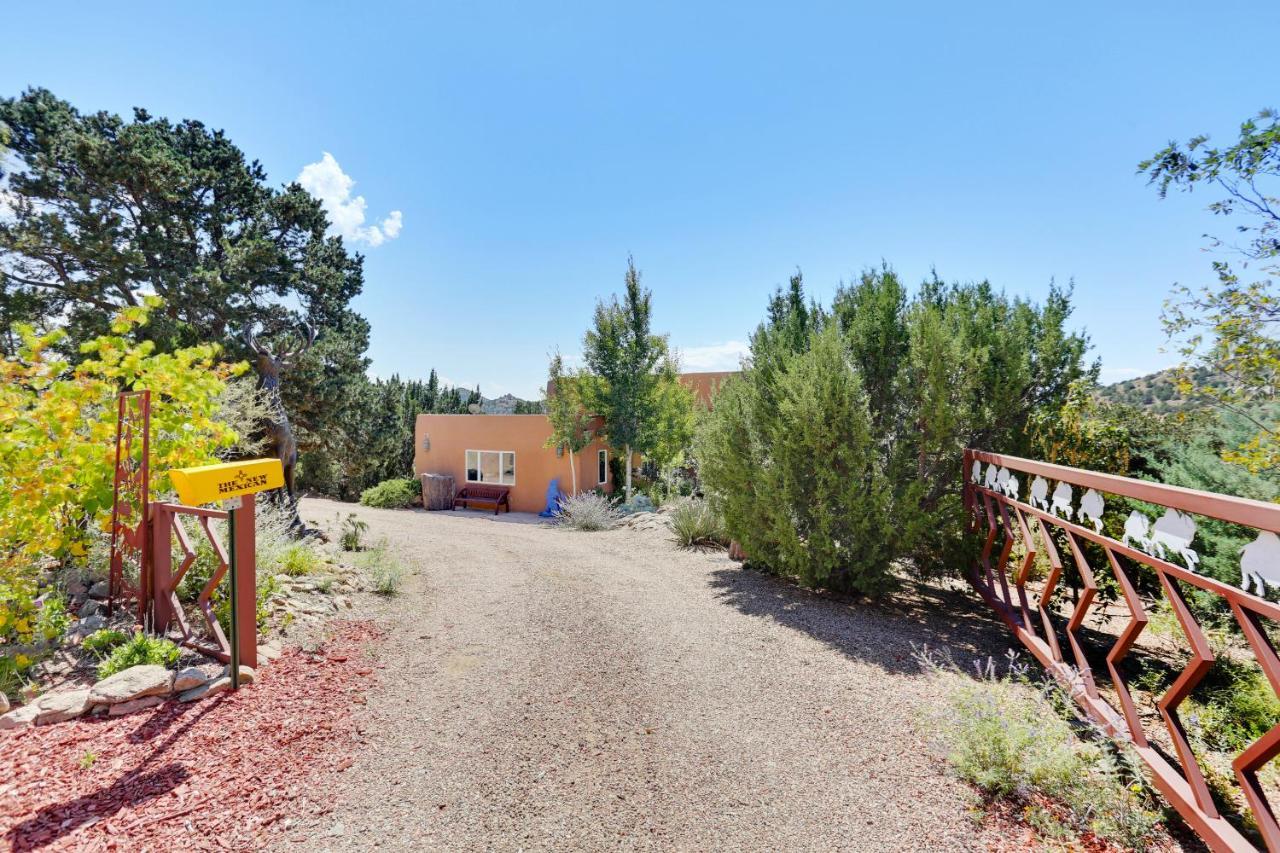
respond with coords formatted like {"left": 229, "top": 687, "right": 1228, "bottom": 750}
{"left": 169, "top": 458, "right": 284, "bottom": 507}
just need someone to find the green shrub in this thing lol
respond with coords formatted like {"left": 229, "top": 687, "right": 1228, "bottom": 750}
{"left": 97, "top": 632, "right": 181, "bottom": 679}
{"left": 358, "top": 540, "right": 404, "bottom": 595}
{"left": 619, "top": 494, "right": 655, "bottom": 515}
{"left": 668, "top": 498, "right": 726, "bottom": 548}
{"left": 82, "top": 628, "right": 129, "bottom": 658}
{"left": 555, "top": 493, "right": 621, "bottom": 531}
{"left": 339, "top": 513, "right": 369, "bottom": 551}
{"left": 275, "top": 542, "right": 322, "bottom": 577}
{"left": 359, "top": 478, "right": 420, "bottom": 509}
{"left": 922, "top": 652, "right": 1164, "bottom": 850}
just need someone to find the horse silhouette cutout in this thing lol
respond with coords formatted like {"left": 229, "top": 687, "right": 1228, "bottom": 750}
{"left": 1122, "top": 511, "right": 1151, "bottom": 550}
{"left": 984, "top": 464, "right": 1000, "bottom": 491}
{"left": 1050, "top": 482, "right": 1074, "bottom": 520}
{"left": 1030, "top": 476, "right": 1050, "bottom": 510}
{"left": 1149, "top": 508, "right": 1200, "bottom": 570}
{"left": 1079, "top": 489, "right": 1104, "bottom": 533}
{"left": 1241, "top": 531, "right": 1280, "bottom": 596}
{"left": 971, "top": 460, "right": 983, "bottom": 484}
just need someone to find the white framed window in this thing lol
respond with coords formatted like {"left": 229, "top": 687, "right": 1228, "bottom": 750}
{"left": 465, "top": 449, "right": 516, "bottom": 485}
{"left": 598, "top": 449, "right": 608, "bottom": 485}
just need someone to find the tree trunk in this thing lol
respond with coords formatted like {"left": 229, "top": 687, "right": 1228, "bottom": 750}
{"left": 568, "top": 447, "right": 578, "bottom": 495}
{"left": 624, "top": 444, "right": 633, "bottom": 502}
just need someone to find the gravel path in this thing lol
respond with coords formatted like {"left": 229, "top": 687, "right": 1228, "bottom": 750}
{"left": 287, "top": 498, "right": 1014, "bottom": 852}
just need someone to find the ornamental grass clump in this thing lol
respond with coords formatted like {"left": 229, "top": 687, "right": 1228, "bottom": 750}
{"left": 554, "top": 493, "right": 621, "bottom": 531}
{"left": 668, "top": 498, "right": 727, "bottom": 548}
{"left": 920, "top": 649, "right": 1165, "bottom": 850}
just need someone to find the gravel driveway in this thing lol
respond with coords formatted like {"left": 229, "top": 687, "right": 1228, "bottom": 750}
{"left": 286, "top": 498, "right": 1013, "bottom": 852}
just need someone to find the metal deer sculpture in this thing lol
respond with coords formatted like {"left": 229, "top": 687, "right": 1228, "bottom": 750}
{"left": 245, "top": 323, "right": 317, "bottom": 533}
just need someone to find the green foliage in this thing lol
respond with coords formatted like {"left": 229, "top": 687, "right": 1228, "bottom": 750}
{"left": 696, "top": 267, "right": 1092, "bottom": 592}
{"left": 275, "top": 543, "right": 322, "bottom": 577}
{"left": 339, "top": 513, "right": 369, "bottom": 551}
{"left": 97, "top": 632, "right": 181, "bottom": 679}
{"left": 357, "top": 540, "right": 405, "bottom": 596}
{"left": 544, "top": 353, "right": 595, "bottom": 494}
{"left": 213, "top": 572, "right": 279, "bottom": 635}
{"left": 924, "top": 653, "right": 1165, "bottom": 850}
{"left": 667, "top": 498, "right": 727, "bottom": 548}
{"left": 1140, "top": 110, "right": 1280, "bottom": 473}
{"left": 581, "top": 257, "right": 694, "bottom": 500}
{"left": 81, "top": 628, "right": 129, "bottom": 658}
{"left": 555, "top": 493, "right": 621, "bottom": 531}
{"left": 1, "top": 303, "right": 237, "bottom": 648}
{"left": 359, "top": 477, "right": 420, "bottom": 509}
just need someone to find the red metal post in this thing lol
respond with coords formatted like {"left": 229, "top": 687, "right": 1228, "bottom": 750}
{"left": 150, "top": 503, "right": 174, "bottom": 632}
{"left": 234, "top": 493, "right": 258, "bottom": 669}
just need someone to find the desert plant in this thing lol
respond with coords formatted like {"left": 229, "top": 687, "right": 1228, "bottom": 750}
{"left": 96, "top": 632, "right": 181, "bottom": 679}
{"left": 555, "top": 492, "right": 621, "bottom": 531}
{"left": 359, "top": 477, "right": 420, "bottom": 509}
{"left": 82, "top": 628, "right": 130, "bottom": 658}
{"left": 358, "top": 540, "right": 404, "bottom": 596}
{"left": 339, "top": 513, "right": 369, "bottom": 551}
{"left": 920, "top": 650, "right": 1165, "bottom": 850}
{"left": 619, "top": 494, "right": 655, "bottom": 515}
{"left": 668, "top": 498, "right": 726, "bottom": 548}
{"left": 275, "top": 542, "right": 322, "bottom": 577}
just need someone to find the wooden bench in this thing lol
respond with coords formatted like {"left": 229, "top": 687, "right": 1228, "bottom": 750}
{"left": 453, "top": 484, "right": 511, "bottom": 515}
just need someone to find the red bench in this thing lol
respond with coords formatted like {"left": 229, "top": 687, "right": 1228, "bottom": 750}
{"left": 453, "top": 484, "right": 511, "bottom": 515}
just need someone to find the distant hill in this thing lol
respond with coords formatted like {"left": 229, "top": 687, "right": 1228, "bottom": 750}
{"left": 455, "top": 388, "right": 542, "bottom": 414}
{"left": 1097, "top": 367, "right": 1225, "bottom": 414}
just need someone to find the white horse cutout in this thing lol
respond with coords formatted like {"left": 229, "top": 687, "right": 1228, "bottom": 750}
{"left": 1002, "top": 471, "right": 1020, "bottom": 500}
{"left": 1030, "top": 476, "right": 1049, "bottom": 510}
{"left": 1149, "top": 508, "right": 1199, "bottom": 570}
{"left": 971, "top": 460, "right": 982, "bottom": 484}
{"left": 1079, "top": 489, "right": 1104, "bottom": 533}
{"left": 1050, "top": 482, "right": 1074, "bottom": 520}
{"left": 1241, "top": 531, "right": 1280, "bottom": 596}
{"left": 984, "top": 464, "right": 1000, "bottom": 491}
{"left": 1122, "top": 511, "right": 1151, "bottom": 550}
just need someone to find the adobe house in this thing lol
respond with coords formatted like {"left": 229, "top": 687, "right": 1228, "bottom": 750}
{"left": 413, "top": 371, "right": 735, "bottom": 513}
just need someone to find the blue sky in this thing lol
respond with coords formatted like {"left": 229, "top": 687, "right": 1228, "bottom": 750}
{"left": 3, "top": 1, "right": 1276, "bottom": 399}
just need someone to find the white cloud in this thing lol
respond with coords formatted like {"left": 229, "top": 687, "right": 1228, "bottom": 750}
{"left": 296, "top": 152, "right": 402, "bottom": 247}
{"left": 676, "top": 340, "right": 750, "bottom": 372}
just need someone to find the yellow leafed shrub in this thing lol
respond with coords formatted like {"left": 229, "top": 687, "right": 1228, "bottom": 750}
{"left": 0, "top": 299, "right": 242, "bottom": 649}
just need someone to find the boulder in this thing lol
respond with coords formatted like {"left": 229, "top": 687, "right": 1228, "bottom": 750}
{"left": 74, "top": 615, "right": 107, "bottom": 635}
{"left": 178, "top": 676, "right": 231, "bottom": 703}
{"left": 0, "top": 691, "right": 8, "bottom": 713}
{"left": 173, "top": 667, "right": 207, "bottom": 692}
{"left": 88, "top": 665, "right": 174, "bottom": 705}
{"left": 0, "top": 703, "right": 39, "bottom": 730}
{"left": 89, "top": 580, "right": 110, "bottom": 600}
{"left": 34, "top": 689, "right": 91, "bottom": 725}
{"left": 108, "top": 694, "right": 165, "bottom": 716}
{"left": 78, "top": 599, "right": 102, "bottom": 619}
{"left": 258, "top": 642, "right": 283, "bottom": 662}
{"left": 221, "top": 664, "right": 257, "bottom": 685}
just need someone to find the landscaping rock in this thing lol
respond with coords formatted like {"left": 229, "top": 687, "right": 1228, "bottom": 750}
{"left": 108, "top": 694, "right": 165, "bottom": 716}
{"left": 173, "top": 667, "right": 207, "bottom": 692}
{"left": 0, "top": 703, "right": 39, "bottom": 730}
{"left": 258, "top": 642, "right": 283, "bottom": 661}
{"left": 34, "top": 689, "right": 91, "bottom": 725}
{"left": 89, "top": 580, "right": 110, "bottom": 599}
{"left": 179, "top": 675, "right": 231, "bottom": 703}
{"left": 0, "top": 692, "right": 8, "bottom": 713}
{"left": 78, "top": 598, "right": 102, "bottom": 619}
{"left": 76, "top": 615, "right": 107, "bottom": 635}
{"left": 88, "top": 664, "right": 174, "bottom": 705}
{"left": 221, "top": 664, "right": 257, "bottom": 685}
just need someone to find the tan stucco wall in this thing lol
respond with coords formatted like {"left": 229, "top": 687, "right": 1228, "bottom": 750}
{"left": 414, "top": 414, "right": 614, "bottom": 513}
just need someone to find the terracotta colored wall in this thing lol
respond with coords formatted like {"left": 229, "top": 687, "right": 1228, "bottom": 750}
{"left": 414, "top": 414, "right": 614, "bottom": 513}
{"left": 677, "top": 371, "right": 737, "bottom": 406}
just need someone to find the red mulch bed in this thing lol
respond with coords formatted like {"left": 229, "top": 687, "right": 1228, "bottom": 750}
{"left": 0, "top": 620, "right": 383, "bottom": 851}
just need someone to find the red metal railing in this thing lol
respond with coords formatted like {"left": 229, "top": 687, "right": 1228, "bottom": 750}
{"left": 107, "top": 390, "right": 150, "bottom": 622}
{"left": 964, "top": 448, "right": 1280, "bottom": 852}
{"left": 150, "top": 502, "right": 234, "bottom": 663}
